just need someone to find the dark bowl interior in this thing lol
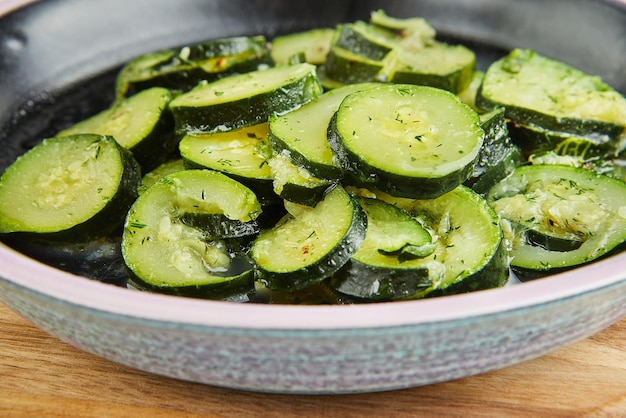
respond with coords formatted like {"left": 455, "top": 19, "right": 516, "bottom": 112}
{"left": 0, "top": 0, "right": 625, "bottom": 282}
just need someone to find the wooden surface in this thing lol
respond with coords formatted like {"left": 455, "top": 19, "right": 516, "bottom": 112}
{"left": 1, "top": 302, "right": 625, "bottom": 417}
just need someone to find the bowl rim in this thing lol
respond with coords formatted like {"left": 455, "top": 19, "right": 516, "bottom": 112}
{"left": 1, "top": 0, "right": 625, "bottom": 332}
{"left": 2, "top": 241, "right": 625, "bottom": 330}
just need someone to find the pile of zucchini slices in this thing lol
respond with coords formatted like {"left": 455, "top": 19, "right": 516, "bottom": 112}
{"left": 1, "top": 10, "right": 625, "bottom": 303}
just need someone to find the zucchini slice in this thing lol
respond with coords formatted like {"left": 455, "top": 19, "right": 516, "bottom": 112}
{"left": 476, "top": 49, "right": 626, "bottom": 141}
{"left": 251, "top": 185, "right": 367, "bottom": 291}
{"left": 169, "top": 63, "right": 323, "bottom": 135}
{"left": 115, "top": 36, "right": 273, "bottom": 98}
{"left": 270, "top": 28, "right": 335, "bottom": 65}
{"left": 487, "top": 164, "right": 626, "bottom": 271}
{"left": 268, "top": 82, "right": 379, "bottom": 180}
{"left": 334, "top": 21, "right": 397, "bottom": 61}
{"left": 138, "top": 159, "right": 186, "bottom": 194}
{"left": 267, "top": 151, "right": 335, "bottom": 207}
{"left": 386, "top": 42, "right": 476, "bottom": 93}
{"left": 56, "top": 87, "right": 176, "bottom": 172}
{"left": 179, "top": 123, "right": 277, "bottom": 206}
{"left": 369, "top": 9, "right": 436, "bottom": 43}
{"left": 510, "top": 122, "right": 618, "bottom": 159}
{"left": 0, "top": 134, "right": 141, "bottom": 242}
{"left": 122, "top": 169, "right": 261, "bottom": 300}
{"left": 467, "top": 107, "right": 525, "bottom": 194}
{"left": 328, "top": 84, "right": 484, "bottom": 199}
{"left": 323, "top": 46, "right": 386, "bottom": 84}
{"left": 368, "top": 185, "right": 508, "bottom": 297}
{"left": 329, "top": 197, "right": 435, "bottom": 301}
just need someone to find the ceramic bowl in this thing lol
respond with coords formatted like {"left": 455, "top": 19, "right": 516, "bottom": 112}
{"left": 0, "top": 0, "right": 625, "bottom": 394}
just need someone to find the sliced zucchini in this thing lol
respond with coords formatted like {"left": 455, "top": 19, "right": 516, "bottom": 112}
{"left": 327, "top": 84, "right": 484, "bottom": 199}
{"left": 333, "top": 21, "right": 397, "bottom": 61}
{"left": 179, "top": 123, "right": 277, "bottom": 206}
{"left": 268, "top": 82, "right": 379, "bottom": 180}
{"left": 329, "top": 197, "right": 435, "bottom": 301}
{"left": 386, "top": 41, "right": 476, "bottom": 93}
{"left": 267, "top": 151, "right": 335, "bottom": 207}
{"left": 250, "top": 185, "right": 367, "bottom": 291}
{"left": 122, "top": 169, "right": 261, "bottom": 300}
{"left": 369, "top": 9, "right": 436, "bottom": 46}
{"left": 57, "top": 87, "right": 176, "bottom": 172}
{"left": 457, "top": 70, "right": 484, "bottom": 110}
{"left": 323, "top": 46, "right": 385, "bottom": 84}
{"left": 487, "top": 164, "right": 626, "bottom": 271}
{"left": 466, "top": 107, "right": 525, "bottom": 194}
{"left": 138, "top": 159, "right": 186, "bottom": 194}
{"left": 0, "top": 134, "right": 141, "bottom": 242}
{"left": 179, "top": 123, "right": 273, "bottom": 180}
{"left": 476, "top": 49, "right": 626, "bottom": 140}
{"left": 169, "top": 63, "right": 323, "bottom": 135}
{"left": 469, "top": 146, "right": 524, "bottom": 196}
{"left": 270, "top": 28, "right": 335, "bottom": 65}
{"left": 510, "top": 122, "right": 618, "bottom": 159}
{"left": 363, "top": 185, "right": 508, "bottom": 297}
{"left": 115, "top": 36, "right": 273, "bottom": 98}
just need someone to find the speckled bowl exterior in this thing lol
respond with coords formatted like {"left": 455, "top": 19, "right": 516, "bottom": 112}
{"left": 1, "top": 244, "right": 625, "bottom": 394}
{"left": 1, "top": 0, "right": 625, "bottom": 394}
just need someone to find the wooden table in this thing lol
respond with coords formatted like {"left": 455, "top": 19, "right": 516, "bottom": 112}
{"left": 1, "top": 301, "right": 624, "bottom": 417}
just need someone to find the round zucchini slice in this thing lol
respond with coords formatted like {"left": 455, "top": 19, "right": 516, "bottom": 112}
{"left": 329, "top": 197, "right": 435, "bottom": 301}
{"left": 270, "top": 28, "right": 335, "bottom": 65}
{"left": 268, "top": 82, "right": 379, "bottom": 180}
{"left": 179, "top": 122, "right": 278, "bottom": 206}
{"left": 323, "top": 46, "right": 385, "bottom": 84}
{"left": 115, "top": 36, "right": 273, "bottom": 98}
{"left": 476, "top": 48, "right": 626, "bottom": 140}
{"left": 138, "top": 159, "right": 186, "bottom": 194}
{"left": 0, "top": 134, "right": 141, "bottom": 242}
{"left": 56, "top": 87, "right": 176, "bottom": 172}
{"left": 387, "top": 42, "right": 476, "bottom": 94}
{"left": 487, "top": 164, "right": 626, "bottom": 271}
{"left": 251, "top": 185, "right": 367, "bottom": 291}
{"left": 369, "top": 185, "right": 508, "bottom": 297}
{"left": 328, "top": 84, "right": 484, "bottom": 199}
{"left": 169, "top": 63, "right": 323, "bottom": 135}
{"left": 122, "top": 169, "right": 261, "bottom": 300}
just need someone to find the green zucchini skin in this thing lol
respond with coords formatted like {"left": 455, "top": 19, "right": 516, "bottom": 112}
{"left": 387, "top": 42, "right": 476, "bottom": 94}
{"left": 268, "top": 82, "right": 380, "bottom": 181}
{"left": 122, "top": 169, "right": 261, "bottom": 300}
{"left": 466, "top": 107, "right": 525, "bottom": 195}
{"left": 366, "top": 185, "right": 508, "bottom": 297}
{"left": 115, "top": 36, "right": 273, "bottom": 98}
{"left": 329, "top": 197, "right": 434, "bottom": 301}
{"left": 139, "top": 159, "right": 186, "bottom": 194}
{"left": 57, "top": 87, "right": 177, "bottom": 172}
{"left": 323, "top": 46, "right": 385, "bottom": 85}
{"left": 128, "top": 267, "right": 255, "bottom": 302}
{"left": 476, "top": 49, "right": 626, "bottom": 140}
{"left": 487, "top": 164, "right": 626, "bottom": 271}
{"left": 331, "top": 260, "right": 431, "bottom": 301}
{"left": 179, "top": 123, "right": 279, "bottom": 206}
{"left": 169, "top": 63, "right": 323, "bottom": 135}
{"left": 509, "top": 122, "right": 618, "bottom": 159}
{"left": 0, "top": 134, "right": 141, "bottom": 242}
{"left": 270, "top": 28, "right": 335, "bottom": 65}
{"left": 327, "top": 84, "right": 484, "bottom": 199}
{"left": 251, "top": 186, "right": 367, "bottom": 291}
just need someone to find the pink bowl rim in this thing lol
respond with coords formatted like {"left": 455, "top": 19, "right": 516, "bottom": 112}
{"left": 2, "top": 241, "right": 625, "bottom": 330}
{"left": 1, "top": 0, "right": 625, "bottom": 331}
